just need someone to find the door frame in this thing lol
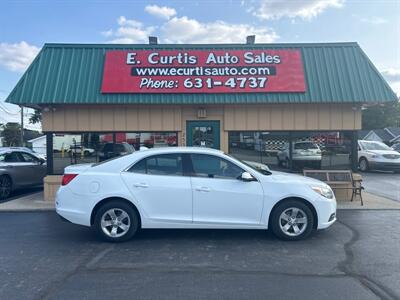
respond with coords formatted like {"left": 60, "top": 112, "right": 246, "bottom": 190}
{"left": 186, "top": 120, "right": 221, "bottom": 149}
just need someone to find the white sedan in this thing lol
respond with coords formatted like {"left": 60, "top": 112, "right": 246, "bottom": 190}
{"left": 56, "top": 147, "right": 336, "bottom": 242}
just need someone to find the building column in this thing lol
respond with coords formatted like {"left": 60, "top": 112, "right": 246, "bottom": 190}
{"left": 350, "top": 130, "right": 358, "bottom": 172}
{"left": 288, "top": 132, "right": 293, "bottom": 171}
{"left": 46, "top": 133, "right": 53, "bottom": 175}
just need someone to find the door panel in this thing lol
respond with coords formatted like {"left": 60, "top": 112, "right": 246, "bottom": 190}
{"left": 187, "top": 121, "right": 220, "bottom": 149}
{"left": 189, "top": 153, "right": 264, "bottom": 225}
{"left": 2, "top": 152, "right": 33, "bottom": 186}
{"left": 191, "top": 177, "right": 264, "bottom": 225}
{"left": 121, "top": 153, "right": 192, "bottom": 223}
{"left": 19, "top": 152, "right": 46, "bottom": 185}
{"left": 122, "top": 173, "right": 192, "bottom": 223}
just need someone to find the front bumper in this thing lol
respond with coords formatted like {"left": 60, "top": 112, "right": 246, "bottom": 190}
{"left": 315, "top": 196, "right": 337, "bottom": 229}
{"left": 369, "top": 161, "right": 400, "bottom": 171}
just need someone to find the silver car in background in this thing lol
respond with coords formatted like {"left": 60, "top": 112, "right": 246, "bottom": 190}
{"left": 0, "top": 148, "right": 46, "bottom": 199}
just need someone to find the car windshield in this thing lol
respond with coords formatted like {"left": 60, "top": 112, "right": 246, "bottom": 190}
{"left": 294, "top": 142, "right": 318, "bottom": 150}
{"left": 392, "top": 144, "right": 400, "bottom": 150}
{"left": 227, "top": 155, "right": 271, "bottom": 175}
{"left": 360, "top": 141, "right": 392, "bottom": 151}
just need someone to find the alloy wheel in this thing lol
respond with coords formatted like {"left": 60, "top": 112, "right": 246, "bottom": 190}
{"left": 0, "top": 176, "right": 11, "bottom": 199}
{"left": 100, "top": 208, "right": 131, "bottom": 238}
{"left": 279, "top": 207, "right": 308, "bottom": 237}
{"left": 359, "top": 159, "right": 368, "bottom": 172}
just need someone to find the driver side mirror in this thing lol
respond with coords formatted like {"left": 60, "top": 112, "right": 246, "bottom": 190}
{"left": 239, "top": 172, "right": 256, "bottom": 182}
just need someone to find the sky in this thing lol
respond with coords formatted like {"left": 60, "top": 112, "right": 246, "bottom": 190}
{"left": 0, "top": 0, "right": 399, "bottom": 131}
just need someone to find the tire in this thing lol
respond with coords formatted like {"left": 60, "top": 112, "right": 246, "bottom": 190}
{"left": 270, "top": 199, "right": 314, "bottom": 241}
{"left": 359, "top": 157, "right": 369, "bottom": 172}
{"left": 93, "top": 200, "right": 139, "bottom": 242}
{"left": 0, "top": 175, "right": 12, "bottom": 200}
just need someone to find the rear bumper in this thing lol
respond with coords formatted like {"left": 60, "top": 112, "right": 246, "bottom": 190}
{"left": 55, "top": 187, "right": 93, "bottom": 227}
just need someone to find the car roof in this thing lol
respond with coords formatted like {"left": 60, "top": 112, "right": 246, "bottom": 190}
{"left": 139, "top": 146, "right": 223, "bottom": 155}
{"left": 0, "top": 147, "right": 33, "bottom": 154}
{"left": 358, "top": 140, "right": 384, "bottom": 143}
{"left": 92, "top": 147, "right": 225, "bottom": 172}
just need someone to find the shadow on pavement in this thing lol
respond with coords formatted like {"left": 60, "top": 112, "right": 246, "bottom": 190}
{"left": 0, "top": 186, "right": 43, "bottom": 204}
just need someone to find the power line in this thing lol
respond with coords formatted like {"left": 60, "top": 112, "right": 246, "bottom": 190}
{"left": 0, "top": 103, "right": 21, "bottom": 115}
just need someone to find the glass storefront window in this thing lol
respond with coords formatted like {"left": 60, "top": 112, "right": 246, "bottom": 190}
{"left": 52, "top": 132, "right": 177, "bottom": 174}
{"left": 229, "top": 131, "right": 290, "bottom": 169}
{"left": 229, "top": 131, "right": 353, "bottom": 173}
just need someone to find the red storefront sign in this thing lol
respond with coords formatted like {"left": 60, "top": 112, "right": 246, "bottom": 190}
{"left": 101, "top": 49, "right": 306, "bottom": 94}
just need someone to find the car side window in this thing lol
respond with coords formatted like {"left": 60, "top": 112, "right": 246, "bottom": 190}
{"left": 19, "top": 152, "right": 39, "bottom": 163}
{"left": 190, "top": 154, "right": 243, "bottom": 179}
{"left": 4, "top": 152, "right": 23, "bottom": 163}
{"left": 129, "top": 154, "right": 183, "bottom": 176}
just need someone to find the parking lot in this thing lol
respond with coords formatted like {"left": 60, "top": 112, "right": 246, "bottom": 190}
{"left": 1, "top": 210, "right": 399, "bottom": 300}
{"left": 361, "top": 171, "right": 400, "bottom": 202}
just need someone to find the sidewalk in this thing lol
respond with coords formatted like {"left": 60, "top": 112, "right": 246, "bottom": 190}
{"left": 0, "top": 192, "right": 54, "bottom": 211}
{"left": 0, "top": 190, "right": 399, "bottom": 212}
{"left": 337, "top": 191, "right": 400, "bottom": 209}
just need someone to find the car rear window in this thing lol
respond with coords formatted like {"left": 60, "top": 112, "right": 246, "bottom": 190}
{"left": 294, "top": 142, "right": 318, "bottom": 150}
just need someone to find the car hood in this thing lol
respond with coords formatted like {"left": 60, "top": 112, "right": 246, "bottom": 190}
{"left": 268, "top": 170, "right": 326, "bottom": 186}
{"left": 364, "top": 150, "right": 399, "bottom": 155}
{"left": 64, "top": 163, "right": 93, "bottom": 174}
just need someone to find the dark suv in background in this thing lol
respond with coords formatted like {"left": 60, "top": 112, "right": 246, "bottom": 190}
{"left": 98, "top": 142, "right": 135, "bottom": 162}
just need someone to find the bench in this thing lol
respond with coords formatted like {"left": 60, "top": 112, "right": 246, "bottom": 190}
{"left": 303, "top": 170, "right": 364, "bottom": 205}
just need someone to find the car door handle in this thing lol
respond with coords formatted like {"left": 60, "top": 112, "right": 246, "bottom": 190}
{"left": 133, "top": 183, "right": 149, "bottom": 188}
{"left": 195, "top": 186, "right": 211, "bottom": 192}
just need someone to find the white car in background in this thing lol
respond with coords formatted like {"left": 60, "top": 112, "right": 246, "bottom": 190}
{"left": 358, "top": 140, "right": 400, "bottom": 172}
{"left": 56, "top": 147, "right": 336, "bottom": 242}
{"left": 277, "top": 142, "right": 322, "bottom": 168}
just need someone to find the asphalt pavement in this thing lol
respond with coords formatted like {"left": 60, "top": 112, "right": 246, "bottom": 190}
{"left": 361, "top": 171, "right": 400, "bottom": 202}
{"left": 1, "top": 210, "right": 399, "bottom": 300}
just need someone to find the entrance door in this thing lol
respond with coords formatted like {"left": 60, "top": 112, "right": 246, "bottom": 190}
{"left": 186, "top": 121, "right": 220, "bottom": 149}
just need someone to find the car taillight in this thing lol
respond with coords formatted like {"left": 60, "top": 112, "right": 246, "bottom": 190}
{"left": 62, "top": 174, "right": 78, "bottom": 186}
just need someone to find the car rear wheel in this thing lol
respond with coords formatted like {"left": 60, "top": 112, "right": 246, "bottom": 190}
{"left": 359, "top": 158, "right": 369, "bottom": 172}
{"left": 270, "top": 200, "right": 314, "bottom": 241}
{"left": 0, "top": 175, "right": 12, "bottom": 200}
{"left": 93, "top": 200, "right": 139, "bottom": 242}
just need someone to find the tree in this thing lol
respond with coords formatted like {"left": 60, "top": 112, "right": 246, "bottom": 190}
{"left": 1, "top": 123, "right": 21, "bottom": 146}
{"left": 362, "top": 100, "right": 400, "bottom": 129}
{"left": 29, "top": 109, "right": 42, "bottom": 124}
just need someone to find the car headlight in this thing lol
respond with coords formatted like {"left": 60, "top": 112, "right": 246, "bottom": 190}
{"left": 311, "top": 185, "right": 334, "bottom": 199}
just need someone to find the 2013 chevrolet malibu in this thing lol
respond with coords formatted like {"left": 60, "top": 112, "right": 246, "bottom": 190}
{"left": 56, "top": 147, "right": 336, "bottom": 242}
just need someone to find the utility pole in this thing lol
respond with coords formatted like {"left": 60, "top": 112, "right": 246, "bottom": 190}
{"left": 20, "top": 105, "right": 24, "bottom": 146}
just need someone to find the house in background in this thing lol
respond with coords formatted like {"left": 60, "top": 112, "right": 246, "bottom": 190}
{"left": 362, "top": 127, "right": 400, "bottom": 145}
{"left": 28, "top": 135, "right": 46, "bottom": 154}
{"left": 358, "top": 130, "right": 370, "bottom": 140}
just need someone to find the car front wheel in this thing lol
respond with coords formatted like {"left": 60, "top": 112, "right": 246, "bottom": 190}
{"left": 270, "top": 200, "right": 314, "bottom": 241}
{"left": 0, "top": 175, "right": 12, "bottom": 199}
{"left": 359, "top": 158, "right": 369, "bottom": 172}
{"left": 93, "top": 200, "right": 139, "bottom": 242}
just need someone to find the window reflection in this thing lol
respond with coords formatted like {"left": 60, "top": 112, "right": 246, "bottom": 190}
{"left": 229, "top": 131, "right": 352, "bottom": 173}
{"left": 52, "top": 132, "right": 178, "bottom": 174}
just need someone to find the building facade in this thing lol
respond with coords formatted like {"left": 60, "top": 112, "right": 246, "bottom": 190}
{"left": 6, "top": 42, "right": 397, "bottom": 198}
